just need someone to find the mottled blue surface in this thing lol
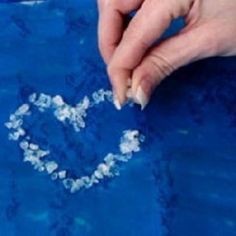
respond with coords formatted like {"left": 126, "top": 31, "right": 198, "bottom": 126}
{"left": 0, "top": 1, "right": 236, "bottom": 236}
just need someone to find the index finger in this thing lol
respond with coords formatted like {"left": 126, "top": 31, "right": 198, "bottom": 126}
{"left": 98, "top": 0, "right": 143, "bottom": 64}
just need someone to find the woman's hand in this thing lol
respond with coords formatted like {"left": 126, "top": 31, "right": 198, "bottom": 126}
{"left": 98, "top": 0, "right": 236, "bottom": 109}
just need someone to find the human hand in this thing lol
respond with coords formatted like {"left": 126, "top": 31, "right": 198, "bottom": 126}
{"left": 98, "top": 0, "right": 236, "bottom": 109}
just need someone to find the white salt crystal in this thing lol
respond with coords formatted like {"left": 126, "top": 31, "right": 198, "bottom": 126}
{"left": 119, "top": 130, "right": 140, "bottom": 154}
{"left": 52, "top": 95, "right": 64, "bottom": 107}
{"left": 11, "top": 119, "right": 23, "bottom": 129}
{"left": 97, "top": 163, "right": 111, "bottom": 176}
{"left": 34, "top": 93, "right": 52, "bottom": 110}
{"left": 104, "top": 153, "right": 114, "bottom": 163}
{"left": 29, "top": 93, "right": 37, "bottom": 103}
{"left": 58, "top": 170, "right": 66, "bottom": 179}
{"left": 80, "top": 176, "right": 91, "bottom": 188}
{"left": 9, "top": 132, "right": 21, "bottom": 141}
{"left": 70, "top": 178, "right": 84, "bottom": 193}
{"left": 29, "top": 143, "right": 39, "bottom": 151}
{"left": 94, "top": 170, "right": 103, "bottom": 179}
{"left": 5, "top": 122, "right": 13, "bottom": 129}
{"left": 45, "top": 161, "right": 58, "bottom": 174}
{"left": 15, "top": 104, "right": 30, "bottom": 116}
{"left": 20, "top": 140, "right": 29, "bottom": 150}
{"left": 37, "top": 150, "right": 50, "bottom": 158}
{"left": 10, "top": 114, "right": 16, "bottom": 121}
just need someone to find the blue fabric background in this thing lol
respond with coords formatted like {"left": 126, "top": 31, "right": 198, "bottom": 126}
{"left": 0, "top": 1, "right": 236, "bottom": 236}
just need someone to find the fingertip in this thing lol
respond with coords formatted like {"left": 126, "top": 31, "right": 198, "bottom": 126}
{"left": 131, "top": 64, "right": 153, "bottom": 99}
{"left": 131, "top": 63, "right": 158, "bottom": 109}
{"left": 107, "top": 66, "right": 131, "bottom": 107}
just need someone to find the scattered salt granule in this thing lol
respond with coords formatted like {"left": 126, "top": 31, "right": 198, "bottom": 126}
{"left": 58, "top": 170, "right": 66, "bottom": 179}
{"left": 45, "top": 161, "right": 58, "bottom": 174}
{"left": 119, "top": 130, "right": 141, "bottom": 154}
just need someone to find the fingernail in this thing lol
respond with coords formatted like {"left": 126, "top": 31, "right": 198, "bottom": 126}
{"left": 113, "top": 93, "right": 122, "bottom": 110}
{"left": 135, "top": 86, "right": 149, "bottom": 110}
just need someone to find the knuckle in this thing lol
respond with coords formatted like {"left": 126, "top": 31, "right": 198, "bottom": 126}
{"left": 134, "top": 65, "right": 152, "bottom": 82}
{"left": 123, "top": 26, "right": 149, "bottom": 52}
{"left": 147, "top": 52, "right": 175, "bottom": 79}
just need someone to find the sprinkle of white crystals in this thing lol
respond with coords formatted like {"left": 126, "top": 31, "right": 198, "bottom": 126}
{"left": 5, "top": 89, "right": 144, "bottom": 193}
{"left": 119, "top": 130, "right": 141, "bottom": 154}
{"left": 45, "top": 161, "right": 58, "bottom": 174}
{"left": 15, "top": 104, "right": 30, "bottom": 116}
{"left": 52, "top": 95, "right": 64, "bottom": 107}
{"left": 33, "top": 93, "right": 52, "bottom": 112}
{"left": 97, "top": 163, "right": 113, "bottom": 177}
{"left": 70, "top": 178, "right": 84, "bottom": 193}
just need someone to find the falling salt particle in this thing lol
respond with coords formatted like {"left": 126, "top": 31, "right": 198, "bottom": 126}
{"left": 45, "top": 161, "right": 58, "bottom": 174}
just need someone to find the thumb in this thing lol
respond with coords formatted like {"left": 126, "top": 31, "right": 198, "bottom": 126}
{"left": 131, "top": 25, "right": 218, "bottom": 109}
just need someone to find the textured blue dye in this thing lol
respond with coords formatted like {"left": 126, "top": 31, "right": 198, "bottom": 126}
{"left": 0, "top": 1, "right": 236, "bottom": 236}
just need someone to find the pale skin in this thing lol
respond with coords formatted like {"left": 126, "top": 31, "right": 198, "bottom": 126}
{"left": 98, "top": 0, "right": 236, "bottom": 110}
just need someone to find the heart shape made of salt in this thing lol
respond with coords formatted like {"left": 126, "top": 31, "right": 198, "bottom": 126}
{"left": 5, "top": 89, "right": 144, "bottom": 193}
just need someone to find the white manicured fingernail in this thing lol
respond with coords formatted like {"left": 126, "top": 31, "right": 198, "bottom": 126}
{"left": 113, "top": 94, "right": 122, "bottom": 110}
{"left": 135, "top": 86, "right": 149, "bottom": 110}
